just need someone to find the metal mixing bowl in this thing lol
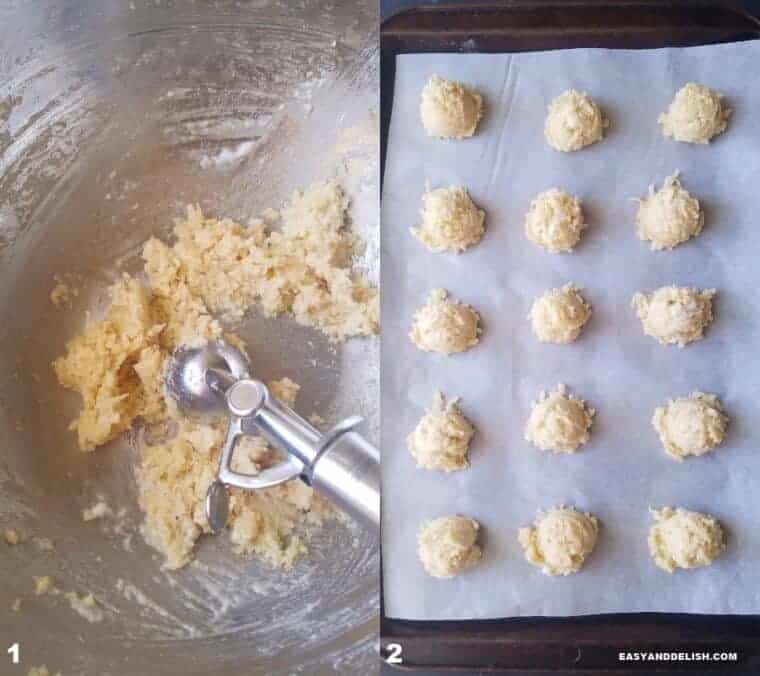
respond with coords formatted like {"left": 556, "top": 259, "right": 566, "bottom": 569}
{"left": 0, "top": 1, "right": 379, "bottom": 674}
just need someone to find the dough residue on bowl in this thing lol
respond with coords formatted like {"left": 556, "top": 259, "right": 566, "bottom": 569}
{"left": 52, "top": 181, "right": 378, "bottom": 570}
{"left": 27, "top": 667, "right": 61, "bottom": 676}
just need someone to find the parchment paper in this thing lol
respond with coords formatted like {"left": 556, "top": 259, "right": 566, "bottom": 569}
{"left": 381, "top": 41, "right": 760, "bottom": 620}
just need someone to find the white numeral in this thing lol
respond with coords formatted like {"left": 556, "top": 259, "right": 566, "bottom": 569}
{"left": 8, "top": 643, "right": 19, "bottom": 664}
{"left": 386, "top": 642, "right": 403, "bottom": 665}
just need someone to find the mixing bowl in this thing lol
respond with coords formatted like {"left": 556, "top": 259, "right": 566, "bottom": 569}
{"left": 0, "top": 1, "right": 379, "bottom": 674}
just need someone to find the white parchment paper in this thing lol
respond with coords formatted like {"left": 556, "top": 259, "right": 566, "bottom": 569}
{"left": 381, "top": 41, "right": 760, "bottom": 620}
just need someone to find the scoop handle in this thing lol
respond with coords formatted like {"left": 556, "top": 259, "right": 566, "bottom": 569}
{"left": 216, "top": 379, "right": 380, "bottom": 531}
{"left": 306, "top": 418, "right": 380, "bottom": 530}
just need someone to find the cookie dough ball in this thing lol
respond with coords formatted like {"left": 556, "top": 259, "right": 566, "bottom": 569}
{"left": 518, "top": 506, "right": 598, "bottom": 576}
{"left": 658, "top": 83, "right": 731, "bottom": 145}
{"left": 407, "top": 391, "right": 474, "bottom": 472}
{"left": 632, "top": 286, "right": 715, "bottom": 347}
{"left": 637, "top": 172, "right": 704, "bottom": 251}
{"left": 648, "top": 507, "right": 725, "bottom": 572}
{"left": 412, "top": 186, "right": 485, "bottom": 253}
{"left": 544, "top": 89, "right": 607, "bottom": 152}
{"left": 525, "top": 384, "right": 595, "bottom": 454}
{"left": 529, "top": 283, "right": 591, "bottom": 344}
{"left": 420, "top": 75, "right": 483, "bottom": 139}
{"left": 524, "top": 188, "right": 586, "bottom": 253}
{"left": 410, "top": 289, "right": 481, "bottom": 355}
{"left": 653, "top": 392, "right": 728, "bottom": 461}
{"left": 417, "top": 515, "right": 482, "bottom": 578}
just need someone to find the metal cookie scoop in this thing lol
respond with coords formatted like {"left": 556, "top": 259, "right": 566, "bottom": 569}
{"left": 165, "top": 341, "right": 380, "bottom": 534}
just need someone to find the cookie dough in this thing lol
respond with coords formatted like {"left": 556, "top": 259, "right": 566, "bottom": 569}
{"left": 27, "top": 668, "right": 61, "bottom": 676}
{"left": 632, "top": 286, "right": 715, "bottom": 347}
{"left": 407, "top": 391, "right": 474, "bottom": 472}
{"left": 637, "top": 172, "right": 703, "bottom": 250}
{"left": 417, "top": 515, "right": 482, "bottom": 578}
{"left": 53, "top": 181, "right": 374, "bottom": 570}
{"left": 412, "top": 185, "right": 485, "bottom": 253}
{"left": 518, "top": 506, "right": 598, "bottom": 576}
{"left": 524, "top": 188, "right": 586, "bottom": 253}
{"left": 420, "top": 75, "right": 483, "bottom": 139}
{"left": 529, "top": 283, "right": 591, "bottom": 343}
{"left": 34, "top": 576, "right": 57, "bottom": 595}
{"left": 658, "top": 83, "right": 731, "bottom": 145}
{"left": 138, "top": 378, "right": 332, "bottom": 570}
{"left": 410, "top": 289, "right": 481, "bottom": 355}
{"left": 65, "top": 590, "right": 103, "bottom": 623}
{"left": 648, "top": 507, "right": 725, "bottom": 572}
{"left": 653, "top": 392, "right": 728, "bottom": 461}
{"left": 525, "top": 384, "right": 595, "bottom": 454}
{"left": 544, "top": 89, "right": 607, "bottom": 152}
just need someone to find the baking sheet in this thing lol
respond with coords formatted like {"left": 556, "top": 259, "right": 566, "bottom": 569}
{"left": 381, "top": 40, "right": 760, "bottom": 620}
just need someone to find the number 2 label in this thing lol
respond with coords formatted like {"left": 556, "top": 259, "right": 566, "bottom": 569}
{"left": 385, "top": 642, "right": 403, "bottom": 665}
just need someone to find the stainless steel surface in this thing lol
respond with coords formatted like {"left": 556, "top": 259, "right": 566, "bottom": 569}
{"left": 312, "top": 427, "right": 381, "bottom": 529}
{"left": 169, "top": 341, "right": 380, "bottom": 530}
{"left": 0, "top": 1, "right": 379, "bottom": 674}
{"left": 166, "top": 341, "right": 251, "bottom": 416}
{"left": 205, "top": 479, "right": 230, "bottom": 535}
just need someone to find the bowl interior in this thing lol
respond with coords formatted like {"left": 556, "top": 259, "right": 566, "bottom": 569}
{"left": 0, "top": 2, "right": 378, "bottom": 674}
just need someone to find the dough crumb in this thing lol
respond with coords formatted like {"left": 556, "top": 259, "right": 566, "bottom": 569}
{"left": 27, "top": 667, "right": 61, "bottom": 676}
{"left": 653, "top": 392, "right": 728, "bottom": 461}
{"left": 412, "top": 185, "right": 485, "bottom": 253}
{"left": 529, "top": 283, "right": 591, "bottom": 343}
{"left": 524, "top": 188, "right": 586, "bottom": 253}
{"left": 420, "top": 75, "right": 483, "bottom": 139}
{"left": 637, "top": 171, "right": 703, "bottom": 250}
{"left": 417, "top": 515, "right": 482, "bottom": 578}
{"left": 64, "top": 591, "right": 103, "bottom": 623}
{"left": 658, "top": 83, "right": 731, "bottom": 144}
{"left": 4, "top": 528, "right": 20, "bottom": 545}
{"left": 648, "top": 507, "right": 725, "bottom": 572}
{"left": 410, "top": 289, "right": 481, "bottom": 355}
{"left": 544, "top": 89, "right": 607, "bottom": 152}
{"left": 33, "top": 576, "right": 58, "bottom": 596}
{"left": 34, "top": 537, "right": 55, "bottom": 552}
{"left": 50, "top": 280, "right": 75, "bottom": 308}
{"left": 525, "top": 384, "right": 594, "bottom": 454}
{"left": 518, "top": 506, "right": 598, "bottom": 576}
{"left": 82, "top": 499, "right": 112, "bottom": 522}
{"left": 632, "top": 285, "right": 715, "bottom": 347}
{"left": 407, "top": 391, "right": 474, "bottom": 472}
